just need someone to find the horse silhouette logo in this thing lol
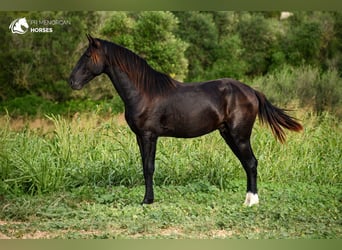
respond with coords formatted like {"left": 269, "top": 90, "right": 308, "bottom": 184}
{"left": 9, "top": 17, "right": 29, "bottom": 34}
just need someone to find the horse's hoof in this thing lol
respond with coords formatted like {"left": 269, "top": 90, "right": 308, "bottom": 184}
{"left": 141, "top": 198, "right": 154, "bottom": 205}
{"left": 243, "top": 192, "right": 259, "bottom": 206}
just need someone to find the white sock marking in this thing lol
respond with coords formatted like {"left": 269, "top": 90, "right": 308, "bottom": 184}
{"left": 244, "top": 192, "right": 259, "bottom": 206}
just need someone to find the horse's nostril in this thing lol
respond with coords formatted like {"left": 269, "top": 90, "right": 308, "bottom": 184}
{"left": 69, "top": 78, "right": 82, "bottom": 90}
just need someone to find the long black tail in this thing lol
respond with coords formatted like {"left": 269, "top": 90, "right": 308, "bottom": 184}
{"left": 254, "top": 91, "right": 303, "bottom": 143}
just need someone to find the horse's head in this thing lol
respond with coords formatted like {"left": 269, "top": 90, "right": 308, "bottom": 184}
{"left": 69, "top": 34, "right": 106, "bottom": 90}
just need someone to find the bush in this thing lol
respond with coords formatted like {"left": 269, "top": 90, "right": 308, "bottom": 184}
{"left": 282, "top": 22, "right": 322, "bottom": 66}
{"left": 236, "top": 12, "right": 277, "bottom": 75}
{"left": 0, "top": 95, "right": 58, "bottom": 117}
{"left": 251, "top": 65, "right": 342, "bottom": 117}
{"left": 0, "top": 11, "right": 99, "bottom": 102}
{"left": 174, "top": 11, "right": 219, "bottom": 81}
{"left": 0, "top": 94, "right": 124, "bottom": 117}
{"left": 205, "top": 34, "right": 247, "bottom": 80}
{"left": 101, "top": 11, "right": 189, "bottom": 81}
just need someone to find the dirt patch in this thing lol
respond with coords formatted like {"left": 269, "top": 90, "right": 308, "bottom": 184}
{"left": 115, "top": 113, "right": 127, "bottom": 126}
{"left": 0, "top": 116, "right": 55, "bottom": 134}
{"left": 0, "top": 232, "right": 10, "bottom": 239}
{"left": 0, "top": 113, "right": 127, "bottom": 133}
{"left": 0, "top": 220, "right": 22, "bottom": 226}
{"left": 0, "top": 220, "right": 20, "bottom": 239}
{"left": 22, "top": 230, "right": 55, "bottom": 239}
{"left": 210, "top": 229, "right": 234, "bottom": 238}
{"left": 0, "top": 224, "right": 236, "bottom": 239}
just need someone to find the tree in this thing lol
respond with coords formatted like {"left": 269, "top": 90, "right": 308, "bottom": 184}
{"left": 283, "top": 21, "right": 322, "bottom": 66}
{"left": 101, "top": 11, "right": 188, "bottom": 81}
{"left": 0, "top": 12, "right": 33, "bottom": 100}
{"left": 205, "top": 34, "right": 247, "bottom": 80}
{"left": 101, "top": 11, "right": 135, "bottom": 50}
{"left": 236, "top": 12, "right": 277, "bottom": 75}
{"left": 174, "top": 11, "right": 219, "bottom": 81}
{"left": 0, "top": 11, "right": 99, "bottom": 101}
{"left": 278, "top": 12, "right": 340, "bottom": 72}
{"left": 331, "top": 12, "right": 342, "bottom": 75}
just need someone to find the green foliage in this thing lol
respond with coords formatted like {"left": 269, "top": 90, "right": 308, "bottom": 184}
{"left": 1, "top": 113, "right": 341, "bottom": 238}
{"left": 101, "top": 11, "right": 188, "bottom": 81}
{"left": 0, "top": 11, "right": 99, "bottom": 102}
{"left": 1, "top": 11, "right": 342, "bottom": 239}
{"left": 174, "top": 11, "right": 219, "bottom": 81}
{"left": 236, "top": 12, "right": 277, "bottom": 75}
{"left": 330, "top": 12, "right": 342, "bottom": 74}
{"left": 0, "top": 174, "right": 341, "bottom": 238}
{"left": 252, "top": 65, "right": 342, "bottom": 117}
{"left": 101, "top": 12, "right": 135, "bottom": 49}
{"left": 0, "top": 94, "right": 124, "bottom": 117}
{"left": 0, "top": 95, "right": 57, "bottom": 116}
{"left": 205, "top": 34, "right": 247, "bottom": 80}
{"left": 283, "top": 21, "right": 322, "bottom": 66}
{"left": 0, "top": 111, "right": 341, "bottom": 196}
{"left": 275, "top": 12, "right": 340, "bottom": 73}
{"left": 1, "top": 11, "right": 342, "bottom": 118}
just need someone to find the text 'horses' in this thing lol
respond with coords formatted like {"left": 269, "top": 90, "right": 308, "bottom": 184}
{"left": 69, "top": 35, "right": 303, "bottom": 206}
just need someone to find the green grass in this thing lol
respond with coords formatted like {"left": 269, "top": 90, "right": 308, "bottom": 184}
{"left": 0, "top": 111, "right": 341, "bottom": 238}
{"left": 0, "top": 112, "right": 341, "bottom": 195}
{"left": 1, "top": 181, "right": 341, "bottom": 239}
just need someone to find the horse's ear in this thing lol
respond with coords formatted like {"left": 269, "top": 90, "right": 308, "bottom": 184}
{"left": 86, "top": 34, "right": 100, "bottom": 48}
{"left": 86, "top": 34, "right": 95, "bottom": 46}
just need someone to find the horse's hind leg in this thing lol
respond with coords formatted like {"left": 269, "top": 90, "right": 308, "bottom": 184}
{"left": 219, "top": 124, "right": 259, "bottom": 206}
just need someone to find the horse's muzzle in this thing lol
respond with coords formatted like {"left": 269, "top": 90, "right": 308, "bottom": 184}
{"left": 69, "top": 78, "right": 82, "bottom": 90}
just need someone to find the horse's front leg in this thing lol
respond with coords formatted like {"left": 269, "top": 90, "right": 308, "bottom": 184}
{"left": 136, "top": 132, "right": 158, "bottom": 204}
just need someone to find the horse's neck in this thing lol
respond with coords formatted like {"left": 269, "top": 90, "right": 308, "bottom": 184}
{"left": 105, "top": 66, "right": 143, "bottom": 108}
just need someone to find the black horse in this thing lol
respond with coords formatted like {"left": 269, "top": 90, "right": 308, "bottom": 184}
{"left": 69, "top": 35, "right": 303, "bottom": 206}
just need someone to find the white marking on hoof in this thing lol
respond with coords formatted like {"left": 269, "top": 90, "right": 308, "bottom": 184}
{"left": 244, "top": 192, "right": 259, "bottom": 206}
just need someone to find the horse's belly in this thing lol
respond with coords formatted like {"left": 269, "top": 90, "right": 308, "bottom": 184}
{"left": 158, "top": 107, "right": 222, "bottom": 138}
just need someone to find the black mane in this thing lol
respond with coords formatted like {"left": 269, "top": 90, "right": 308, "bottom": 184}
{"left": 100, "top": 39, "right": 178, "bottom": 97}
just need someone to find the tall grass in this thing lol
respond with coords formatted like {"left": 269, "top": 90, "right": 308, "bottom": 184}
{"left": 1, "top": 110, "right": 341, "bottom": 196}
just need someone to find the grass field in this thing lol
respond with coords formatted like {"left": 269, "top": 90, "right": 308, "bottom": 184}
{"left": 1, "top": 181, "right": 341, "bottom": 239}
{"left": 0, "top": 111, "right": 341, "bottom": 239}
